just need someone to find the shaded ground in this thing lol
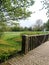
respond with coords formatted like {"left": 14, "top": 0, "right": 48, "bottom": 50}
{"left": 1, "top": 41, "right": 49, "bottom": 65}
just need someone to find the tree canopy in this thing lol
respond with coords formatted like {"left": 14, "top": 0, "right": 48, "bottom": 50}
{"left": 0, "top": 0, "right": 34, "bottom": 22}
{"left": 41, "top": 0, "right": 49, "bottom": 17}
{"left": 0, "top": 0, "right": 34, "bottom": 37}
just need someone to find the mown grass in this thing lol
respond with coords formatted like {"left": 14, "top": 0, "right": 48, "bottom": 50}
{"left": 0, "top": 31, "right": 49, "bottom": 62}
{"left": 0, "top": 32, "right": 22, "bottom": 62}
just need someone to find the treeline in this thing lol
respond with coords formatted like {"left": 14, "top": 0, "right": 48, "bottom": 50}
{"left": 10, "top": 19, "right": 49, "bottom": 32}
{"left": 0, "top": 19, "right": 49, "bottom": 32}
{"left": 1, "top": 26, "right": 33, "bottom": 32}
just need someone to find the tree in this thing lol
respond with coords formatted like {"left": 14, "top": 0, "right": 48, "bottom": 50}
{"left": 41, "top": 0, "right": 49, "bottom": 17}
{"left": 28, "top": 27, "right": 32, "bottom": 31}
{"left": 0, "top": 0, "right": 34, "bottom": 20}
{"left": 0, "top": 0, "right": 34, "bottom": 37}
{"left": 44, "top": 19, "right": 49, "bottom": 31}
{"left": 33, "top": 19, "right": 43, "bottom": 31}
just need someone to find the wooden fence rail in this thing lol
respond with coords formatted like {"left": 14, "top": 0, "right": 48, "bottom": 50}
{"left": 22, "top": 34, "right": 49, "bottom": 54}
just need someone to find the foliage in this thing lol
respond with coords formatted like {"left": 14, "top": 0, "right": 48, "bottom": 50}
{"left": 33, "top": 19, "right": 43, "bottom": 31}
{"left": 0, "top": 0, "right": 34, "bottom": 37}
{"left": 0, "top": 0, "right": 34, "bottom": 20}
{"left": 41, "top": 0, "right": 49, "bottom": 17}
{"left": 43, "top": 19, "right": 49, "bottom": 31}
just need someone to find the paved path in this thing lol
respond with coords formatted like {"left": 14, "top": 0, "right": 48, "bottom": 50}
{"left": 1, "top": 41, "right": 49, "bottom": 65}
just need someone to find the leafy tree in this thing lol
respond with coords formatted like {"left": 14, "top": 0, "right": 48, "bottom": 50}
{"left": 33, "top": 19, "right": 43, "bottom": 31}
{"left": 0, "top": 0, "right": 34, "bottom": 37}
{"left": 0, "top": 0, "right": 34, "bottom": 20}
{"left": 44, "top": 20, "right": 49, "bottom": 31}
{"left": 41, "top": 0, "right": 49, "bottom": 17}
{"left": 28, "top": 27, "right": 32, "bottom": 31}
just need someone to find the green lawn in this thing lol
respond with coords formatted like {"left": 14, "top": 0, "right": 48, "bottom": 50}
{"left": 0, "top": 31, "right": 49, "bottom": 62}
{"left": 0, "top": 32, "right": 22, "bottom": 62}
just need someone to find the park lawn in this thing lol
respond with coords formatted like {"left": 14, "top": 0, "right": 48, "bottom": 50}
{"left": 0, "top": 31, "right": 49, "bottom": 62}
{"left": 0, "top": 32, "right": 22, "bottom": 62}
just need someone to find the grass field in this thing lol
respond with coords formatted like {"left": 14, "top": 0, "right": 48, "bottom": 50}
{"left": 0, "top": 31, "right": 49, "bottom": 62}
{"left": 0, "top": 32, "right": 22, "bottom": 62}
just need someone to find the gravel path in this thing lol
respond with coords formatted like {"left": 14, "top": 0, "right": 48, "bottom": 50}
{"left": 1, "top": 41, "right": 49, "bottom": 65}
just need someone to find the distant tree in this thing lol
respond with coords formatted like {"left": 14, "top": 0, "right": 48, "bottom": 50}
{"left": 23, "top": 27, "right": 28, "bottom": 31}
{"left": 44, "top": 20, "right": 49, "bottom": 31}
{"left": 33, "top": 19, "right": 43, "bottom": 31}
{"left": 28, "top": 27, "right": 32, "bottom": 31}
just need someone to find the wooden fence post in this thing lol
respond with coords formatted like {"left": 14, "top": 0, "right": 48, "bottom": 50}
{"left": 22, "top": 35, "right": 29, "bottom": 54}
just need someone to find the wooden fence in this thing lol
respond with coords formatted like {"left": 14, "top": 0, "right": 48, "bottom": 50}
{"left": 22, "top": 34, "right": 49, "bottom": 54}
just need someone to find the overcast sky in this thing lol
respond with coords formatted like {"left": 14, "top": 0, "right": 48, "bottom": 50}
{"left": 19, "top": 0, "right": 48, "bottom": 27}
